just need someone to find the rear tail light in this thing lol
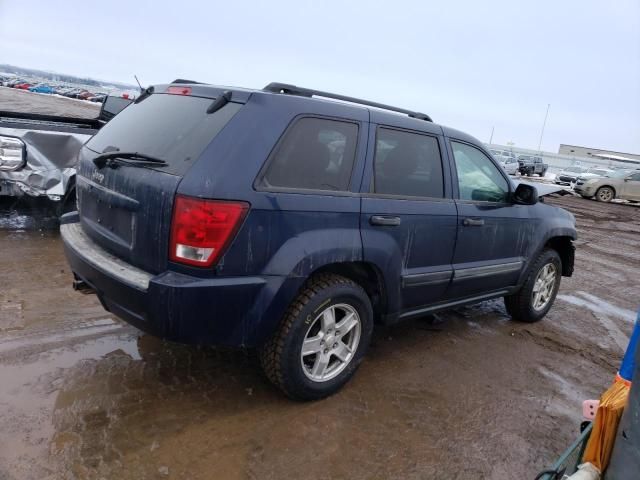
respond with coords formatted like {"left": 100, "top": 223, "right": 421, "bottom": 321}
{"left": 166, "top": 86, "right": 192, "bottom": 95}
{"left": 169, "top": 195, "right": 249, "bottom": 267}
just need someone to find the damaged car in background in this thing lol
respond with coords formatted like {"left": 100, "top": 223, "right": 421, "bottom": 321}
{"left": 0, "top": 95, "right": 131, "bottom": 214}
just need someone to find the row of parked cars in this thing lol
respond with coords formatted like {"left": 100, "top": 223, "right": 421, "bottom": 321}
{"left": 0, "top": 76, "right": 108, "bottom": 103}
{"left": 490, "top": 150, "right": 640, "bottom": 203}
{"left": 490, "top": 150, "right": 548, "bottom": 177}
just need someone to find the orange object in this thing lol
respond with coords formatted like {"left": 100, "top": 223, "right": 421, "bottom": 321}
{"left": 582, "top": 376, "right": 630, "bottom": 472}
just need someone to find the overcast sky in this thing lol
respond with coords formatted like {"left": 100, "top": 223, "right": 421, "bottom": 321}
{"left": 1, "top": 0, "right": 638, "bottom": 153}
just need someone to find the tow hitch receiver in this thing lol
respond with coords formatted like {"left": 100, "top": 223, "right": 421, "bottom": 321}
{"left": 72, "top": 276, "right": 95, "bottom": 294}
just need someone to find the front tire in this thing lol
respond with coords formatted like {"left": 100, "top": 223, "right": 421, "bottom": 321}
{"left": 259, "top": 273, "right": 373, "bottom": 401}
{"left": 596, "top": 186, "right": 615, "bottom": 202}
{"left": 505, "top": 249, "right": 561, "bottom": 323}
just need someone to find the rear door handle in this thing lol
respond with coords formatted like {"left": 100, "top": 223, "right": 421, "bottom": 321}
{"left": 463, "top": 218, "right": 485, "bottom": 227}
{"left": 370, "top": 215, "right": 401, "bottom": 226}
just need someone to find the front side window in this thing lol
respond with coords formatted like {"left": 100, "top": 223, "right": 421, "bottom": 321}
{"left": 373, "top": 128, "right": 444, "bottom": 198}
{"left": 451, "top": 141, "right": 510, "bottom": 202}
{"left": 611, "top": 169, "right": 634, "bottom": 179}
{"left": 261, "top": 117, "right": 358, "bottom": 191}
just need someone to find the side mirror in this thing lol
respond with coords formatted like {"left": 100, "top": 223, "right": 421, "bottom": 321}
{"left": 512, "top": 183, "right": 538, "bottom": 205}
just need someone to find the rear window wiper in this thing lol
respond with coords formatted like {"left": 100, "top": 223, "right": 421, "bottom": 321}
{"left": 93, "top": 151, "right": 168, "bottom": 169}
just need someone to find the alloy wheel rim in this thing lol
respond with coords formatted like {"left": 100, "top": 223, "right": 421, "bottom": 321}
{"left": 300, "top": 303, "right": 361, "bottom": 382}
{"left": 598, "top": 188, "right": 613, "bottom": 201}
{"left": 531, "top": 263, "right": 557, "bottom": 311}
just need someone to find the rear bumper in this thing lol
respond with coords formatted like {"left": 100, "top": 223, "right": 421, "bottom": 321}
{"left": 60, "top": 221, "right": 297, "bottom": 346}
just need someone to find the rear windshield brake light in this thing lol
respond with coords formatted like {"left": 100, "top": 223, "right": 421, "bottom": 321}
{"left": 166, "top": 86, "right": 192, "bottom": 95}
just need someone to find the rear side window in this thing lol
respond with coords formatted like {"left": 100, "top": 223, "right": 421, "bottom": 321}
{"left": 373, "top": 127, "right": 444, "bottom": 198}
{"left": 260, "top": 117, "right": 358, "bottom": 191}
{"left": 85, "top": 93, "right": 242, "bottom": 175}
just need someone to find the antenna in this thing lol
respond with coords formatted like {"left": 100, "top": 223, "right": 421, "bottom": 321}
{"left": 134, "top": 75, "right": 143, "bottom": 92}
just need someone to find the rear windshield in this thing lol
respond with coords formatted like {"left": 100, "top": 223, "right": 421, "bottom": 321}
{"left": 85, "top": 93, "right": 242, "bottom": 175}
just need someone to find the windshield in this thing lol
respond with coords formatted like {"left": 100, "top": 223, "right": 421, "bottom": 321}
{"left": 587, "top": 169, "right": 610, "bottom": 175}
{"left": 610, "top": 169, "right": 634, "bottom": 178}
{"left": 565, "top": 167, "right": 584, "bottom": 173}
{"left": 85, "top": 93, "right": 242, "bottom": 175}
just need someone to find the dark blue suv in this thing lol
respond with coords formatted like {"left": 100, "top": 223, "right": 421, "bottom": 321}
{"left": 61, "top": 81, "right": 576, "bottom": 400}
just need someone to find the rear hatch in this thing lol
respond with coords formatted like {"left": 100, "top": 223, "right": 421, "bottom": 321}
{"left": 77, "top": 87, "right": 244, "bottom": 274}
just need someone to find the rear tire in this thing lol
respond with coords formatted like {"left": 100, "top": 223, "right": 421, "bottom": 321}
{"left": 259, "top": 273, "right": 373, "bottom": 401}
{"left": 596, "top": 186, "right": 614, "bottom": 203}
{"left": 505, "top": 249, "right": 561, "bottom": 323}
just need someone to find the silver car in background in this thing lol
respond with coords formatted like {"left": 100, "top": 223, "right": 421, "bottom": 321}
{"left": 574, "top": 169, "right": 640, "bottom": 202}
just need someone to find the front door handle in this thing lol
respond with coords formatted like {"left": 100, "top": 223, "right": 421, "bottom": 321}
{"left": 463, "top": 218, "right": 485, "bottom": 227}
{"left": 370, "top": 215, "right": 401, "bottom": 226}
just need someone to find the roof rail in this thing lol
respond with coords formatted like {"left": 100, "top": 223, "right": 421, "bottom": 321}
{"left": 263, "top": 82, "right": 432, "bottom": 122}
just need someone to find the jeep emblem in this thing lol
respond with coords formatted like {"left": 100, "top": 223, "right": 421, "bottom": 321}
{"left": 91, "top": 170, "right": 105, "bottom": 183}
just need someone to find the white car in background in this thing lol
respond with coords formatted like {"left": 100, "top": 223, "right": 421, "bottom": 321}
{"left": 490, "top": 149, "right": 518, "bottom": 175}
{"left": 555, "top": 166, "right": 588, "bottom": 185}
{"left": 555, "top": 166, "right": 615, "bottom": 186}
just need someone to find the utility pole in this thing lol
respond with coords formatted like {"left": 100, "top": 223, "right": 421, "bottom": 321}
{"left": 489, "top": 126, "right": 495, "bottom": 144}
{"left": 537, "top": 103, "right": 550, "bottom": 152}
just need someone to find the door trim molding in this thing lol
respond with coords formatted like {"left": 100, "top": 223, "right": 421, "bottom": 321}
{"left": 453, "top": 260, "right": 523, "bottom": 281}
{"left": 402, "top": 270, "right": 453, "bottom": 288}
{"left": 396, "top": 289, "right": 511, "bottom": 320}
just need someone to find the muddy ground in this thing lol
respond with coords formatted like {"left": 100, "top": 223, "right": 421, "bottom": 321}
{"left": 0, "top": 195, "right": 638, "bottom": 480}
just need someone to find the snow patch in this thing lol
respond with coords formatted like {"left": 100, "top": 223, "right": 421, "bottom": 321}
{"left": 557, "top": 291, "right": 637, "bottom": 323}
